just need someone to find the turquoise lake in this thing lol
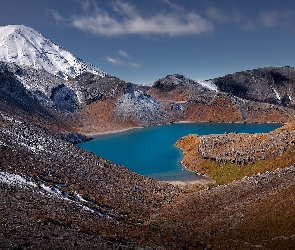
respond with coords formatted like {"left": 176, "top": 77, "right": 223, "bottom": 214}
{"left": 78, "top": 123, "right": 282, "bottom": 181}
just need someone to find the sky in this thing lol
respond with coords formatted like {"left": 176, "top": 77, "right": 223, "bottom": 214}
{"left": 1, "top": 0, "right": 295, "bottom": 85}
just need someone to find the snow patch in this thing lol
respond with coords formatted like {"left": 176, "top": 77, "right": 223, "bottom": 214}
{"left": 40, "top": 184, "right": 63, "bottom": 196}
{"left": 197, "top": 80, "right": 218, "bottom": 91}
{"left": 0, "top": 171, "right": 112, "bottom": 219}
{"left": 272, "top": 87, "right": 281, "bottom": 104}
{"left": 0, "top": 172, "right": 36, "bottom": 188}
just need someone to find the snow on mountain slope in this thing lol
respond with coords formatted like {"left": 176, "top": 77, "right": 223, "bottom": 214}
{"left": 0, "top": 25, "right": 107, "bottom": 79}
{"left": 115, "top": 84, "right": 170, "bottom": 126}
{"left": 196, "top": 80, "right": 218, "bottom": 91}
{"left": 0, "top": 61, "right": 79, "bottom": 112}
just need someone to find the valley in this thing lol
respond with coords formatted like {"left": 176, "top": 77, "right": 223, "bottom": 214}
{"left": 2, "top": 25, "right": 295, "bottom": 249}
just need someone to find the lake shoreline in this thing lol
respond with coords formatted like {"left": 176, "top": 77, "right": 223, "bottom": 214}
{"left": 82, "top": 121, "right": 284, "bottom": 139}
{"left": 79, "top": 122, "right": 283, "bottom": 184}
{"left": 83, "top": 126, "right": 144, "bottom": 138}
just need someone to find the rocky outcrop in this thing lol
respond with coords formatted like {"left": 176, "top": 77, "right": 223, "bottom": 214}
{"left": 68, "top": 72, "right": 127, "bottom": 105}
{"left": 233, "top": 96, "right": 295, "bottom": 123}
{"left": 181, "top": 93, "right": 244, "bottom": 122}
{"left": 0, "top": 62, "right": 78, "bottom": 112}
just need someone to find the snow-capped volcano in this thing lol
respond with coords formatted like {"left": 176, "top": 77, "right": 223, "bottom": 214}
{"left": 0, "top": 25, "right": 107, "bottom": 79}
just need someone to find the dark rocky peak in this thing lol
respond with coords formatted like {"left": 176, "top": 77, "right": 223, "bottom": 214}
{"left": 151, "top": 74, "right": 198, "bottom": 91}
{"left": 0, "top": 61, "right": 23, "bottom": 75}
{"left": 147, "top": 73, "right": 218, "bottom": 102}
{"left": 211, "top": 66, "right": 295, "bottom": 107}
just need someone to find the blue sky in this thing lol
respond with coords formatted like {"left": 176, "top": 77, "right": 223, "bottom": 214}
{"left": 1, "top": 0, "right": 295, "bottom": 85}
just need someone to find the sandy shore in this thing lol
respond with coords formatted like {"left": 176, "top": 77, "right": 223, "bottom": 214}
{"left": 164, "top": 175, "right": 214, "bottom": 187}
{"left": 83, "top": 126, "right": 143, "bottom": 138}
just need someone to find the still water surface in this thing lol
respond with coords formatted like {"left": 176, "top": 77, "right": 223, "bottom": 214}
{"left": 79, "top": 123, "right": 281, "bottom": 181}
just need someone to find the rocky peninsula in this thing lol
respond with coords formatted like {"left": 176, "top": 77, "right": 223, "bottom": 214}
{"left": 176, "top": 123, "right": 295, "bottom": 185}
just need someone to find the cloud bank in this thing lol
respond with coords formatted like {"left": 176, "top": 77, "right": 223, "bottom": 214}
{"left": 50, "top": 1, "right": 295, "bottom": 36}
{"left": 71, "top": 1, "right": 213, "bottom": 37}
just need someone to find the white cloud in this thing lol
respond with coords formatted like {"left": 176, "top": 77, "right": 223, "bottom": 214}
{"left": 129, "top": 62, "right": 141, "bottom": 68}
{"left": 260, "top": 10, "right": 279, "bottom": 28}
{"left": 162, "top": 0, "right": 185, "bottom": 12}
{"left": 75, "top": 0, "right": 96, "bottom": 11}
{"left": 118, "top": 50, "right": 129, "bottom": 58}
{"left": 240, "top": 20, "right": 255, "bottom": 31}
{"left": 205, "top": 4, "right": 252, "bottom": 31}
{"left": 206, "top": 4, "right": 243, "bottom": 24}
{"left": 105, "top": 50, "right": 140, "bottom": 68}
{"left": 71, "top": 1, "right": 213, "bottom": 37}
{"left": 206, "top": 5, "right": 229, "bottom": 22}
{"left": 48, "top": 9, "right": 65, "bottom": 22}
{"left": 259, "top": 9, "right": 295, "bottom": 31}
{"left": 104, "top": 56, "right": 122, "bottom": 65}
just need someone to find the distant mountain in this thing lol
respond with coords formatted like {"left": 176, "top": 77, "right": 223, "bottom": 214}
{"left": 1, "top": 24, "right": 295, "bottom": 133}
{"left": 210, "top": 66, "right": 295, "bottom": 108}
{"left": 147, "top": 74, "right": 218, "bottom": 101}
{"left": 148, "top": 68, "right": 295, "bottom": 109}
{"left": 0, "top": 25, "right": 107, "bottom": 79}
{"left": 146, "top": 71, "right": 295, "bottom": 124}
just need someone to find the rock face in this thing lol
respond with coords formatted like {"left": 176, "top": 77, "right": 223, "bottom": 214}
{"left": 0, "top": 61, "right": 78, "bottom": 113}
{"left": 68, "top": 72, "right": 127, "bottom": 106}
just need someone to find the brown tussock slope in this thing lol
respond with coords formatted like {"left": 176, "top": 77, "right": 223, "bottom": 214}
{"left": 176, "top": 123, "right": 295, "bottom": 184}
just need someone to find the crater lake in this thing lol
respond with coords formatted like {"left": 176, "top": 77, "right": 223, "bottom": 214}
{"left": 78, "top": 123, "right": 282, "bottom": 181}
